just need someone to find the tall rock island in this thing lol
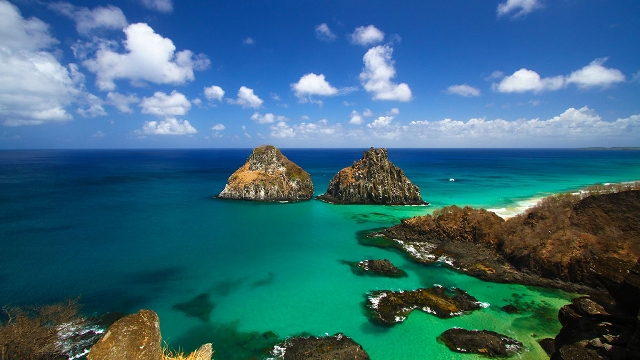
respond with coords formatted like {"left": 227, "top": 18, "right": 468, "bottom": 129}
{"left": 217, "top": 145, "right": 314, "bottom": 202}
{"left": 317, "top": 148, "right": 427, "bottom": 205}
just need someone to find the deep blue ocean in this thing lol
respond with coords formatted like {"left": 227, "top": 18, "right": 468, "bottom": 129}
{"left": 1, "top": 148, "right": 640, "bottom": 359}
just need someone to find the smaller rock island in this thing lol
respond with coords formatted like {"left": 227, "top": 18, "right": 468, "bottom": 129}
{"left": 317, "top": 148, "right": 427, "bottom": 205}
{"left": 217, "top": 145, "right": 314, "bottom": 202}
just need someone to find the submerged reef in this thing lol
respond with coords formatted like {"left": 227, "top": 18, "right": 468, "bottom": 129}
{"left": 217, "top": 145, "right": 313, "bottom": 202}
{"left": 317, "top": 148, "right": 427, "bottom": 205}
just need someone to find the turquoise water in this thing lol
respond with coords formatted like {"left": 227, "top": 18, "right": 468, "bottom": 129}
{"left": 1, "top": 148, "right": 640, "bottom": 359}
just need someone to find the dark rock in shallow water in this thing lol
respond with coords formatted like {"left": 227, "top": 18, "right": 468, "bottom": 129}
{"left": 316, "top": 148, "right": 427, "bottom": 205}
{"left": 344, "top": 259, "right": 407, "bottom": 278}
{"left": 501, "top": 304, "right": 521, "bottom": 314}
{"left": 172, "top": 293, "right": 215, "bottom": 322}
{"left": 217, "top": 145, "right": 313, "bottom": 202}
{"left": 438, "top": 328, "right": 523, "bottom": 357}
{"left": 270, "top": 333, "right": 369, "bottom": 359}
{"left": 366, "top": 286, "right": 484, "bottom": 325}
{"left": 538, "top": 338, "right": 556, "bottom": 356}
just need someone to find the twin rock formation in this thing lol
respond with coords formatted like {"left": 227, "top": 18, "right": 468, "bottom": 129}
{"left": 217, "top": 145, "right": 427, "bottom": 205}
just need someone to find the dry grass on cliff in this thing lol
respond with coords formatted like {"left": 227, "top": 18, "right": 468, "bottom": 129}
{"left": 0, "top": 299, "right": 80, "bottom": 360}
{"left": 162, "top": 344, "right": 213, "bottom": 360}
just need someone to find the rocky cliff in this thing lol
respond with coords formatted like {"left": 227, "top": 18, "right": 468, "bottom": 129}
{"left": 217, "top": 145, "right": 314, "bottom": 202}
{"left": 317, "top": 148, "right": 427, "bottom": 205}
{"left": 369, "top": 189, "right": 640, "bottom": 292}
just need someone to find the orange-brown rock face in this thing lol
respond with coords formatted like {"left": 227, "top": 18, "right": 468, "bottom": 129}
{"left": 217, "top": 145, "right": 314, "bottom": 202}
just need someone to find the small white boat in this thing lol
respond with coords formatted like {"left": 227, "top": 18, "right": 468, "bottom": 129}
{"left": 449, "top": 178, "right": 455, "bottom": 182}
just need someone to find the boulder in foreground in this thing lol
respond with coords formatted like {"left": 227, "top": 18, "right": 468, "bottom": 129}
{"left": 217, "top": 145, "right": 313, "bottom": 202}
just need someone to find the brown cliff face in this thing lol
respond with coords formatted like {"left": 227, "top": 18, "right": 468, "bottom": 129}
{"left": 371, "top": 189, "right": 640, "bottom": 292}
{"left": 217, "top": 145, "right": 314, "bottom": 202}
{"left": 317, "top": 148, "right": 427, "bottom": 205}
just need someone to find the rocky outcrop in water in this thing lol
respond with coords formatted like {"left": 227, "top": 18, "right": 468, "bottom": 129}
{"left": 316, "top": 148, "right": 427, "bottom": 205}
{"left": 366, "top": 286, "right": 484, "bottom": 326}
{"left": 217, "top": 145, "right": 313, "bottom": 202}
{"left": 438, "top": 328, "right": 523, "bottom": 357}
{"left": 87, "top": 309, "right": 212, "bottom": 360}
{"left": 270, "top": 333, "right": 370, "bottom": 359}
{"left": 343, "top": 259, "right": 407, "bottom": 278}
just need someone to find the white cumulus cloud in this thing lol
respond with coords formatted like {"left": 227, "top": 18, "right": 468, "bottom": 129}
{"left": 204, "top": 85, "right": 225, "bottom": 101}
{"left": 566, "top": 58, "right": 626, "bottom": 89}
{"left": 350, "top": 110, "right": 364, "bottom": 125}
{"left": 49, "top": 2, "right": 127, "bottom": 37}
{"left": 138, "top": 117, "right": 197, "bottom": 135}
{"left": 140, "top": 90, "right": 191, "bottom": 117}
{"left": 140, "top": 0, "right": 172, "bottom": 13}
{"left": 270, "top": 119, "right": 341, "bottom": 139}
{"left": 404, "top": 106, "right": 640, "bottom": 147}
{"left": 291, "top": 73, "right": 339, "bottom": 102}
{"left": 83, "top": 23, "right": 210, "bottom": 91}
{"left": 251, "top": 112, "right": 287, "bottom": 124}
{"left": 227, "top": 86, "right": 263, "bottom": 109}
{"left": 360, "top": 45, "right": 412, "bottom": 101}
{"left": 447, "top": 84, "right": 481, "bottom": 97}
{"left": 211, "top": 124, "right": 225, "bottom": 131}
{"left": 494, "top": 68, "right": 565, "bottom": 93}
{"left": 350, "top": 25, "right": 385, "bottom": 46}
{"left": 0, "top": 1, "right": 82, "bottom": 126}
{"left": 495, "top": 58, "right": 625, "bottom": 93}
{"left": 315, "top": 23, "right": 336, "bottom": 42}
{"left": 107, "top": 92, "right": 139, "bottom": 113}
{"left": 497, "top": 0, "right": 543, "bottom": 19}
{"left": 368, "top": 115, "right": 394, "bottom": 129}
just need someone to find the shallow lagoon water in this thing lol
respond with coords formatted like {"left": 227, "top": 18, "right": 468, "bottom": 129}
{"left": 1, "top": 148, "right": 640, "bottom": 359}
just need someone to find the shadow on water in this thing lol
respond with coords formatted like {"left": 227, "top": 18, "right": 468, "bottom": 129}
{"left": 82, "top": 290, "right": 150, "bottom": 315}
{"left": 348, "top": 212, "right": 404, "bottom": 224}
{"left": 128, "top": 266, "right": 186, "bottom": 286}
{"left": 251, "top": 272, "right": 275, "bottom": 288}
{"left": 172, "top": 293, "right": 215, "bottom": 322}
{"left": 503, "top": 292, "right": 566, "bottom": 336}
{"left": 209, "top": 278, "right": 248, "bottom": 296}
{"left": 171, "top": 320, "right": 282, "bottom": 360}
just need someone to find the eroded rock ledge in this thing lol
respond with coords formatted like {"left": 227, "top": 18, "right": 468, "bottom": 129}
{"left": 217, "top": 145, "right": 313, "bottom": 202}
{"left": 317, "top": 148, "right": 427, "bottom": 205}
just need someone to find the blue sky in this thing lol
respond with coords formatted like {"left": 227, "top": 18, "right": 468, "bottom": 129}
{"left": 1, "top": 0, "right": 639, "bottom": 148}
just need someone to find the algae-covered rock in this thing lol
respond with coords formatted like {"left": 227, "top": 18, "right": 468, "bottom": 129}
{"left": 366, "top": 286, "right": 483, "bottom": 325}
{"left": 317, "top": 148, "right": 427, "bottom": 205}
{"left": 217, "top": 145, "right": 314, "bottom": 202}
{"left": 438, "top": 328, "right": 523, "bottom": 357}
{"left": 270, "top": 333, "right": 369, "bottom": 359}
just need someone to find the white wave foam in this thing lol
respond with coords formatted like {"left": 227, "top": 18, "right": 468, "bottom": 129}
{"left": 488, "top": 197, "right": 544, "bottom": 219}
